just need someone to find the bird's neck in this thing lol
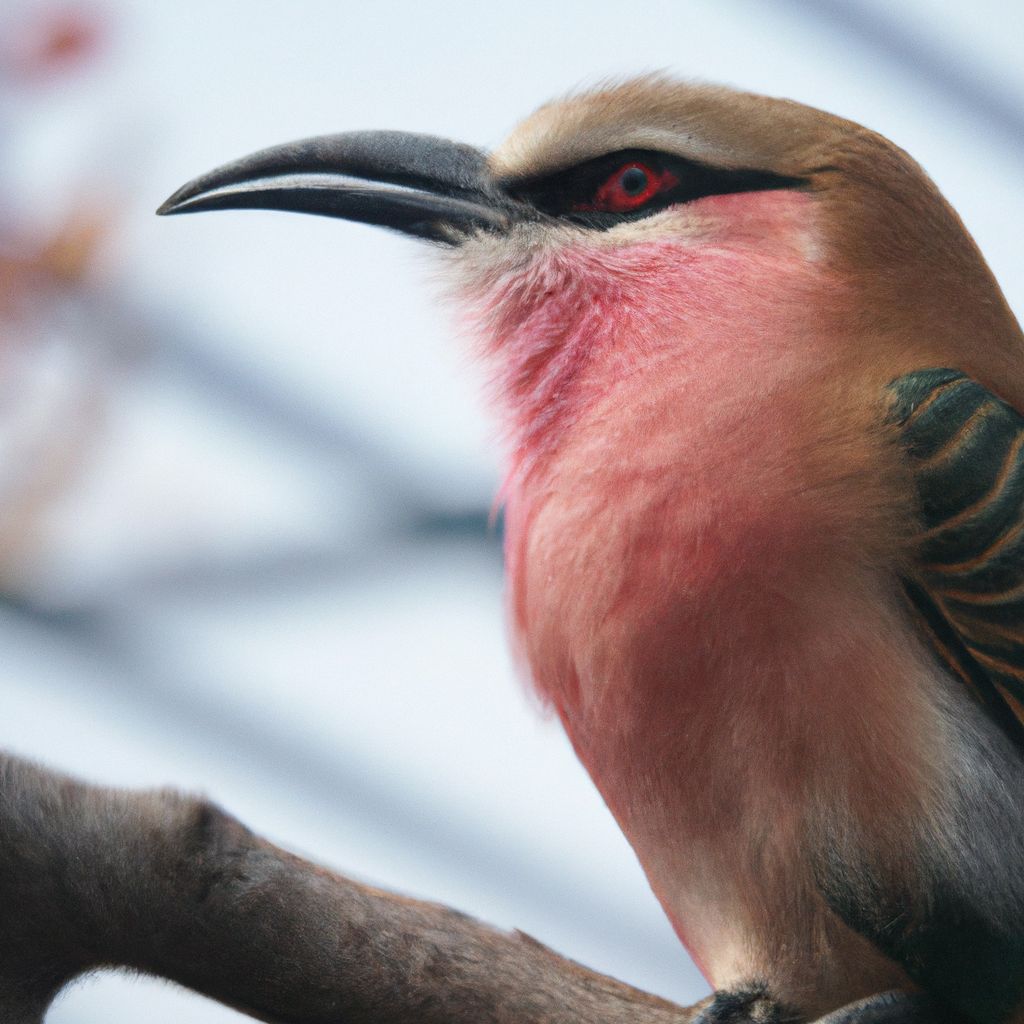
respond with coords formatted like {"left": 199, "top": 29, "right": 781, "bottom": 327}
{"left": 484, "top": 234, "right": 933, "bottom": 999}
{"left": 474, "top": 208, "right": 878, "bottom": 713}
{"left": 462, "top": 192, "right": 826, "bottom": 491}
{"left": 454, "top": 191, "right": 947, "bottom": 1008}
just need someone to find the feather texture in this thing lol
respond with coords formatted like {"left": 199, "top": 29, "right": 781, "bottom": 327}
{"left": 890, "top": 369, "right": 1024, "bottom": 748}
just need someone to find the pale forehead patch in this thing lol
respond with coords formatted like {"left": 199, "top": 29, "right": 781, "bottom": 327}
{"left": 489, "top": 75, "right": 849, "bottom": 183}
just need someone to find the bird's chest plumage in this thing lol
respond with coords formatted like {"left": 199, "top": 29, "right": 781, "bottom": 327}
{"left": 464, "top": 222, "right": 954, "bottom": 1009}
{"left": 501, "top": 328, "right": 936, "bottom": 1007}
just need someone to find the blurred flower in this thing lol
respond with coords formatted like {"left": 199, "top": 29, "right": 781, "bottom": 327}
{"left": 0, "top": 4, "right": 105, "bottom": 85}
{"left": 0, "top": 3, "right": 115, "bottom": 589}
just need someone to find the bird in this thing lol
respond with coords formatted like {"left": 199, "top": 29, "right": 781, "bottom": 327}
{"left": 159, "top": 76, "right": 1024, "bottom": 1024}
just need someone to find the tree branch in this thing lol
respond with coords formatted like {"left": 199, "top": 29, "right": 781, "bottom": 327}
{"left": 0, "top": 752, "right": 699, "bottom": 1023}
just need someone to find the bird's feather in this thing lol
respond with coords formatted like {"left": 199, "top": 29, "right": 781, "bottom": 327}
{"left": 889, "top": 369, "right": 1024, "bottom": 750}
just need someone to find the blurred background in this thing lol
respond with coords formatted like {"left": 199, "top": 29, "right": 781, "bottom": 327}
{"left": 1, "top": 1, "right": 1021, "bottom": 1020}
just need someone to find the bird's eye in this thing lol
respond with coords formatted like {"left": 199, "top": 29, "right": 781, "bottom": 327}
{"left": 579, "top": 161, "right": 679, "bottom": 213}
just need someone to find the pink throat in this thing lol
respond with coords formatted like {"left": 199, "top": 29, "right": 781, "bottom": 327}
{"left": 459, "top": 190, "right": 837, "bottom": 704}
{"left": 465, "top": 191, "right": 823, "bottom": 494}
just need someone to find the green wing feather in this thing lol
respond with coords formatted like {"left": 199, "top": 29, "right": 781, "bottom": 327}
{"left": 889, "top": 368, "right": 1024, "bottom": 749}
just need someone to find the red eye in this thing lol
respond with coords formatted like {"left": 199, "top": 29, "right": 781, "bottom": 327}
{"left": 578, "top": 161, "right": 679, "bottom": 213}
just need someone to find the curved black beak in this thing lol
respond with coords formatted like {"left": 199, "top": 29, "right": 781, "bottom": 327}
{"left": 157, "top": 131, "right": 518, "bottom": 244}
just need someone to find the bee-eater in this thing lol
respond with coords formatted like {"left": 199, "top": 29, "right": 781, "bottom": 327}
{"left": 160, "top": 76, "right": 1024, "bottom": 1024}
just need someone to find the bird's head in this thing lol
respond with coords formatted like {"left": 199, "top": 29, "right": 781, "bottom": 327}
{"left": 160, "top": 76, "right": 1019, "bottom": 478}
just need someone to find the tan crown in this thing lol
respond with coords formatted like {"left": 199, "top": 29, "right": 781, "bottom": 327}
{"left": 490, "top": 75, "right": 855, "bottom": 182}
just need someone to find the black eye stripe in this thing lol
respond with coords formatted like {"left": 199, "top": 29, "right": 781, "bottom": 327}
{"left": 504, "top": 148, "right": 806, "bottom": 229}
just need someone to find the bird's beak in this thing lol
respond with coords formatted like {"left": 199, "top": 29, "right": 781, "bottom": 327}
{"left": 157, "top": 130, "right": 519, "bottom": 244}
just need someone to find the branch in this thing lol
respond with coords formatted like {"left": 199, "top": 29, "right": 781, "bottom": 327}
{"left": 0, "top": 753, "right": 699, "bottom": 1024}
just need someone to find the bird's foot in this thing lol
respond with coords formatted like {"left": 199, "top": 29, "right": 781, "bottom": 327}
{"left": 694, "top": 988, "right": 960, "bottom": 1024}
{"left": 813, "top": 991, "right": 962, "bottom": 1024}
{"left": 693, "top": 983, "right": 802, "bottom": 1024}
